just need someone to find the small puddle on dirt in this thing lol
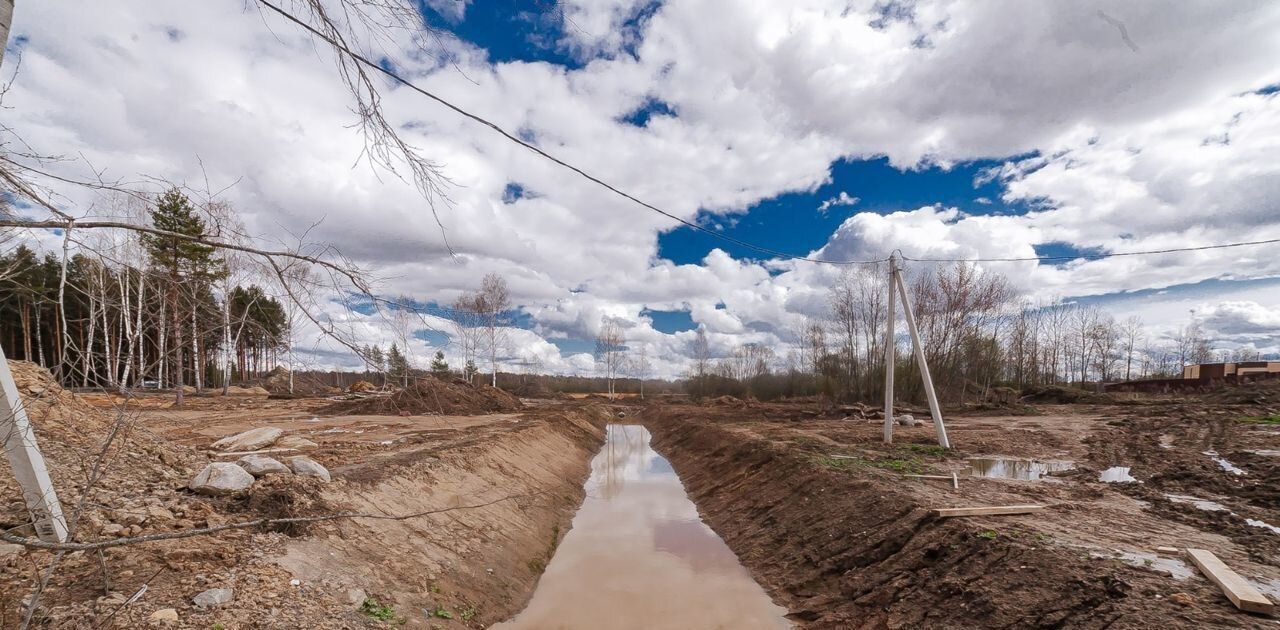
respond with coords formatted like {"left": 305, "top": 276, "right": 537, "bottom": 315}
{"left": 1202, "top": 450, "right": 1247, "bottom": 475}
{"left": 1246, "top": 519, "right": 1280, "bottom": 535}
{"left": 1099, "top": 466, "right": 1137, "bottom": 483}
{"left": 969, "top": 457, "right": 1074, "bottom": 481}
{"left": 494, "top": 425, "right": 791, "bottom": 629}
{"left": 1164, "top": 493, "right": 1229, "bottom": 512}
{"left": 1090, "top": 550, "right": 1195, "bottom": 580}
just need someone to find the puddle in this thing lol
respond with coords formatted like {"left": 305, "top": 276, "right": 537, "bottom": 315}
{"left": 1246, "top": 519, "right": 1280, "bottom": 535}
{"left": 1253, "top": 578, "right": 1280, "bottom": 600}
{"left": 1091, "top": 550, "right": 1195, "bottom": 580}
{"left": 1099, "top": 466, "right": 1137, "bottom": 483}
{"left": 1164, "top": 493, "right": 1229, "bottom": 512}
{"left": 1202, "top": 450, "right": 1247, "bottom": 475}
{"left": 495, "top": 425, "right": 791, "bottom": 629}
{"left": 969, "top": 457, "right": 1075, "bottom": 481}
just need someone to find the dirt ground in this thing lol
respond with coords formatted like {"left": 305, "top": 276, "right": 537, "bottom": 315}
{"left": 4, "top": 362, "right": 1278, "bottom": 629}
{"left": 0, "top": 362, "right": 611, "bottom": 629}
{"left": 645, "top": 391, "right": 1279, "bottom": 629}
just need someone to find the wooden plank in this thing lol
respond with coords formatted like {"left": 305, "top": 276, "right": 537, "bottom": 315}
{"left": 1155, "top": 546, "right": 1180, "bottom": 556}
{"left": 1185, "top": 548, "right": 1274, "bottom": 614}
{"left": 930, "top": 505, "right": 1044, "bottom": 518}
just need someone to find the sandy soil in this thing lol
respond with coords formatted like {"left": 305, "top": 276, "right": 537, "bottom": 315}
{"left": 6, "top": 365, "right": 1277, "bottom": 629}
{"left": 646, "top": 394, "right": 1279, "bottom": 629}
{"left": 0, "top": 364, "right": 612, "bottom": 629}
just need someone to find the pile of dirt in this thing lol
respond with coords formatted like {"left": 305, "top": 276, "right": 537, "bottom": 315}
{"left": 211, "top": 384, "right": 270, "bottom": 397}
{"left": 1020, "top": 384, "right": 1114, "bottom": 404}
{"left": 323, "top": 376, "right": 523, "bottom": 416}
{"left": 0, "top": 361, "right": 207, "bottom": 539}
{"left": 259, "top": 366, "right": 340, "bottom": 397}
{"left": 347, "top": 379, "right": 377, "bottom": 393}
{"left": 1202, "top": 378, "right": 1280, "bottom": 405}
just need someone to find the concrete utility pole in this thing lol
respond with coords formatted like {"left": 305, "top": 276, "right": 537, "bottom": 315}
{"left": 0, "top": 1, "right": 13, "bottom": 67}
{"left": 0, "top": 347, "right": 70, "bottom": 543}
{"left": 0, "top": 2, "right": 63, "bottom": 544}
{"left": 882, "top": 253, "right": 951, "bottom": 449}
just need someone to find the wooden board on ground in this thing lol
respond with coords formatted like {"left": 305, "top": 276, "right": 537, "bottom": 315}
{"left": 1184, "top": 548, "right": 1274, "bottom": 614}
{"left": 931, "top": 505, "right": 1043, "bottom": 518}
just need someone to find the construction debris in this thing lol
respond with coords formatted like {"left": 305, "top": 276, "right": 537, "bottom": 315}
{"left": 1184, "top": 548, "right": 1274, "bottom": 614}
{"left": 930, "top": 505, "right": 1045, "bottom": 518}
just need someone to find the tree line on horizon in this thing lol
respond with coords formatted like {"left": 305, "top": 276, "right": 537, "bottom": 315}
{"left": 678, "top": 262, "right": 1260, "bottom": 403}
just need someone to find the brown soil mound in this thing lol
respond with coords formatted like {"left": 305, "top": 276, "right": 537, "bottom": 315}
{"left": 260, "top": 366, "right": 340, "bottom": 397}
{"left": 347, "top": 379, "right": 377, "bottom": 393}
{"left": 1020, "top": 384, "right": 1114, "bottom": 404}
{"left": 1202, "top": 378, "right": 1280, "bottom": 405}
{"left": 0, "top": 362, "right": 205, "bottom": 540}
{"left": 324, "top": 376, "right": 523, "bottom": 416}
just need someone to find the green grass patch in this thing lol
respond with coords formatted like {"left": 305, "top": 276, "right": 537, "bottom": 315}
{"left": 359, "top": 597, "right": 398, "bottom": 621}
{"left": 976, "top": 530, "right": 998, "bottom": 540}
{"left": 1239, "top": 414, "right": 1280, "bottom": 425}
{"left": 899, "top": 443, "right": 949, "bottom": 457}
{"left": 433, "top": 606, "right": 453, "bottom": 619}
{"left": 460, "top": 605, "right": 478, "bottom": 622}
{"left": 815, "top": 453, "right": 926, "bottom": 475}
{"left": 815, "top": 455, "right": 861, "bottom": 470}
{"left": 871, "top": 458, "right": 926, "bottom": 474}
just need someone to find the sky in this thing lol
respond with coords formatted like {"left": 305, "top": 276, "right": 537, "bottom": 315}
{"left": 2, "top": 0, "right": 1279, "bottom": 378}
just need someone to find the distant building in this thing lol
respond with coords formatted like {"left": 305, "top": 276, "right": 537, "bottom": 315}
{"left": 1182, "top": 361, "right": 1280, "bottom": 380}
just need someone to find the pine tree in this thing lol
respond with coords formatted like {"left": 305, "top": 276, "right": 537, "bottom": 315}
{"left": 142, "top": 189, "right": 225, "bottom": 405}
{"left": 430, "top": 350, "right": 449, "bottom": 378}
{"left": 386, "top": 343, "right": 408, "bottom": 388}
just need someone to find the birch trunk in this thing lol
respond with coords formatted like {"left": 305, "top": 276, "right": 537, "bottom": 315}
{"left": 191, "top": 306, "right": 202, "bottom": 391}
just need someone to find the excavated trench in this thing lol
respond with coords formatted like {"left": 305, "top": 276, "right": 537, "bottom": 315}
{"left": 495, "top": 423, "right": 790, "bottom": 629}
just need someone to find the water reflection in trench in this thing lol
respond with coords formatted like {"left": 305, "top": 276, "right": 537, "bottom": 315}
{"left": 494, "top": 424, "right": 791, "bottom": 630}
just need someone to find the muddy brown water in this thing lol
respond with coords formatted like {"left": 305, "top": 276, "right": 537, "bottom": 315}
{"left": 969, "top": 457, "right": 1075, "bottom": 480}
{"left": 495, "top": 424, "right": 791, "bottom": 630}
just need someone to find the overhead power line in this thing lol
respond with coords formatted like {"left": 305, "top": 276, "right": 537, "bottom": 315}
{"left": 256, "top": 1, "right": 1280, "bottom": 268}
{"left": 904, "top": 238, "right": 1280, "bottom": 263}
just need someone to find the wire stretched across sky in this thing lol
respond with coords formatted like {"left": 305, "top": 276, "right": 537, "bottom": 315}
{"left": 257, "top": 1, "right": 1280, "bottom": 268}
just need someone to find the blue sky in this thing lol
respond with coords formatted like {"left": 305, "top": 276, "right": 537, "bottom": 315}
{"left": 5, "top": 1, "right": 1280, "bottom": 374}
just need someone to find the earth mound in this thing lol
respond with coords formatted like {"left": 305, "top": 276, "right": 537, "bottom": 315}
{"left": 1019, "top": 384, "right": 1114, "bottom": 404}
{"left": 323, "top": 376, "right": 522, "bottom": 416}
{"left": 0, "top": 361, "right": 204, "bottom": 540}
